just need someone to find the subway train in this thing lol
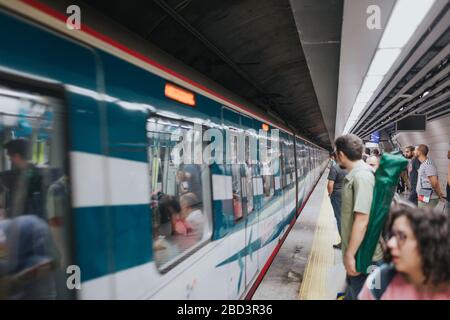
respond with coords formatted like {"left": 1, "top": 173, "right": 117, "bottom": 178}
{"left": 0, "top": 1, "right": 328, "bottom": 299}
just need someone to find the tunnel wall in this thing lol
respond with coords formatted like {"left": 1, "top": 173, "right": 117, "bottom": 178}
{"left": 393, "top": 115, "right": 450, "bottom": 195}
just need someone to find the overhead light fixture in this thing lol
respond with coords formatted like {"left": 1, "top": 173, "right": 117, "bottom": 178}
{"left": 355, "top": 91, "right": 374, "bottom": 104}
{"left": 342, "top": 0, "right": 436, "bottom": 135}
{"left": 379, "top": 0, "right": 436, "bottom": 49}
{"left": 367, "top": 48, "right": 402, "bottom": 76}
{"left": 360, "top": 75, "right": 384, "bottom": 93}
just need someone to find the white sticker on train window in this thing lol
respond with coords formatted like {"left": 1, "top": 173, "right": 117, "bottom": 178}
{"left": 274, "top": 176, "right": 280, "bottom": 190}
{"left": 212, "top": 175, "right": 233, "bottom": 200}
{"left": 241, "top": 177, "right": 247, "bottom": 197}
{"left": 253, "top": 177, "right": 263, "bottom": 196}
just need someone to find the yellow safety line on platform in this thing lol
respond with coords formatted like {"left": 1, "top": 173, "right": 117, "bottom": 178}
{"left": 299, "top": 188, "right": 340, "bottom": 300}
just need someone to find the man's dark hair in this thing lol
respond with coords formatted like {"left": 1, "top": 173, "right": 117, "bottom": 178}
{"left": 407, "top": 146, "right": 415, "bottom": 153}
{"left": 334, "top": 134, "right": 364, "bottom": 161}
{"left": 365, "top": 148, "right": 370, "bottom": 155}
{"left": 3, "top": 138, "right": 30, "bottom": 159}
{"left": 418, "top": 144, "right": 429, "bottom": 156}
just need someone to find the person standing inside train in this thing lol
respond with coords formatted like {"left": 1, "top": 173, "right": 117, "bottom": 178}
{"left": 334, "top": 134, "right": 384, "bottom": 300}
{"left": 416, "top": 144, "right": 445, "bottom": 209}
{"left": 327, "top": 152, "right": 347, "bottom": 249}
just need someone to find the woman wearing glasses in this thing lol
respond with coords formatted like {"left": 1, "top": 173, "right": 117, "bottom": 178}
{"left": 358, "top": 206, "right": 450, "bottom": 300}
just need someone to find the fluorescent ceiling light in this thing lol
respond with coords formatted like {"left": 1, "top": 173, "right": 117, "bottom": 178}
{"left": 367, "top": 48, "right": 401, "bottom": 76}
{"left": 379, "top": 0, "right": 435, "bottom": 49}
{"left": 355, "top": 91, "right": 373, "bottom": 104}
{"left": 360, "top": 75, "right": 384, "bottom": 93}
{"left": 352, "top": 102, "right": 367, "bottom": 115}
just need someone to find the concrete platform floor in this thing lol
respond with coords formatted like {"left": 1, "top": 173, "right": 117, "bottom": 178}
{"left": 253, "top": 169, "right": 346, "bottom": 300}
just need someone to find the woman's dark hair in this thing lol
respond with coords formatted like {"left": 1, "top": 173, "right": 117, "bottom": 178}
{"left": 384, "top": 206, "right": 450, "bottom": 286}
{"left": 158, "top": 195, "right": 181, "bottom": 224}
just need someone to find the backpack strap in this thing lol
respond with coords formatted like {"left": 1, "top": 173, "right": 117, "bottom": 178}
{"left": 367, "top": 264, "right": 397, "bottom": 300}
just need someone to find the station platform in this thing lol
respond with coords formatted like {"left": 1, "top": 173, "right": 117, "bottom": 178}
{"left": 253, "top": 169, "right": 346, "bottom": 300}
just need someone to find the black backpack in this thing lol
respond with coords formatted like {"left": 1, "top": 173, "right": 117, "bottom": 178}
{"left": 366, "top": 264, "right": 397, "bottom": 300}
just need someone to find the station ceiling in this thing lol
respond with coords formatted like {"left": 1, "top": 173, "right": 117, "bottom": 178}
{"left": 77, "top": 0, "right": 343, "bottom": 149}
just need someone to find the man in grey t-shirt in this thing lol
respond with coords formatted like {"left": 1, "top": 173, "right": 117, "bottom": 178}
{"left": 416, "top": 144, "right": 445, "bottom": 209}
{"left": 327, "top": 153, "right": 348, "bottom": 249}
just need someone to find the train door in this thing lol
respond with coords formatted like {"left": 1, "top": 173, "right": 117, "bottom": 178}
{"left": 0, "top": 8, "right": 104, "bottom": 299}
{"left": 240, "top": 115, "right": 259, "bottom": 288}
{"left": 222, "top": 107, "right": 246, "bottom": 298}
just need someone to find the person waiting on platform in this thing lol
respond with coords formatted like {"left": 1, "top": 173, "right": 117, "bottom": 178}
{"left": 405, "top": 146, "right": 420, "bottom": 205}
{"left": 334, "top": 134, "right": 383, "bottom": 300}
{"left": 416, "top": 144, "right": 445, "bottom": 209}
{"left": 372, "top": 148, "right": 380, "bottom": 158}
{"left": 327, "top": 152, "right": 347, "bottom": 250}
{"left": 359, "top": 206, "right": 450, "bottom": 300}
{"left": 366, "top": 155, "right": 380, "bottom": 171}
{"left": 447, "top": 149, "right": 450, "bottom": 207}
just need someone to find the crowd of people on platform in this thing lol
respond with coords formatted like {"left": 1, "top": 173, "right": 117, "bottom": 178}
{"left": 327, "top": 134, "right": 450, "bottom": 300}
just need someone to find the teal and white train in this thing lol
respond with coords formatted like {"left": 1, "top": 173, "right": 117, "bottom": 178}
{"left": 0, "top": 0, "right": 328, "bottom": 299}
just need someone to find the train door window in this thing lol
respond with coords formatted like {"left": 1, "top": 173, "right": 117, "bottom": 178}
{"left": 0, "top": 79, "right": 72, "bottom": 299}
{"left": 244, "top": 134, "right": 255, "bottom": 215}
{"left": 260, "top": 137, "right": 274, "bottom": 205}
{"left": 147, "top": 116, "right": 210, "bottom": 271}
{"left": 228, "top": 129, "right": 244, "bottom": 222}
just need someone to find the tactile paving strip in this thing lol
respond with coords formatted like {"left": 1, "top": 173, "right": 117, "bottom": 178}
{"left": 298, "top": 189, "right": 341, "bottom": 300}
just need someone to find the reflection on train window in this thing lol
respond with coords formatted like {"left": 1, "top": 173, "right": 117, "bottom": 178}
{"left": 147, "top": 117, "right": 209, "bottom": 270}
{"left": 285, "top": 137, "right": 295, "bottom": 188}
{"left": 0, "top": 82, "right": 71, "bottom": 299}
{"left": 260, "top": 137, "right": 275, "bottom": 205}
{"left": 244, "top": 134, "right": 254, "bottom": 215}
{"left": 228, "top": 130, "right": 244, "bottom": 222}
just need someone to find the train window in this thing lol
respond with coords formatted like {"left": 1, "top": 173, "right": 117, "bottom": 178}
{"left": 147, "top": 116, "right": 210, "bottom": 270}
{"left": 260, "top": 137, "right": 275, "bottom": 205}
{"left": 228, "top": 130, "right": 243, "bottom": 222}
{"left": 244, "top": 134, "right": 255, "bottom": 215}
{"left": 0, "top": 80, "right": 72, "bottom": 299}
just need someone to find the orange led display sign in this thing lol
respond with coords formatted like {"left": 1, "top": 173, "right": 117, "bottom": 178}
{"left": 165, "top": 83, "right": 196, "bottom": 107}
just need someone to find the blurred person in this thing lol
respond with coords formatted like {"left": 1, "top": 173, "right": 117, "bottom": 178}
{"left": 359, "top": 206, "right": 450, "bottom": 300}
{"left": 327, "top": 152, "right": 347, "bottom": 249}
{"left": 416, "top": 144, "right": 445, "bottom": 209}
{"left": 180, "top": 192, "right": 206, "bottom": 237}
{"left": 405, "top": 146, "right": 420, "bottom": 205}
{"left": 362, "top": 148, "right": 370, "bottom": 162}
{"left": 329, "top": 152, "right": 337, "bottom": 168}
{"left": 447, "top": 149, "right": 450, "bottom": 205}
{"left": 334, "top": 134, "right": 383, "bottom": 300}
{"left": 3, "top": 139, "right": 44, "bottom": 218}
{"left": 45, "top": 175, "right": 69, "bottom": 268}
{"left": 366, "top": 155, "right": 380, "bottom": 171}
{"left": 372, "top": 148, "right": 380, "bottom": 158}
{"left": 0, "top": 215, "right": 58, "bottom": 299}
{"left": 159, "top": 195, "right": 193, "bottom": 236}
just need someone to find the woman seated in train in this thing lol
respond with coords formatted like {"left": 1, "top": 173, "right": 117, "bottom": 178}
{"left": 158, "top": 195, "right": 193, "bottom": 236}
{"left": 180, "top": 192, "right": 205, "bottom": 238}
